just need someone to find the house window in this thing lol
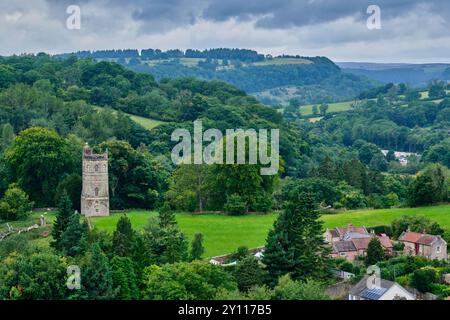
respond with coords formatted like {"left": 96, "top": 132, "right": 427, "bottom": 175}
{"left": 340, "top": 252, "right": 346, "bottom": 257}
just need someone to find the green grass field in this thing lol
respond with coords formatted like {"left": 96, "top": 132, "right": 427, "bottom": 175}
{"left": 299, "top": 101, "right": 354, "bottom": 115}
{"left": 88, "top": 204, "right": 450, "bottom": 257}
{"left": 93, "top": 106, "right": 163, "bottom": 130}
{"left": 127, "top": 114, "right": 164, "bottom": 130}
{"left": 2, "top": 204, "right": 448, "bottom": 258}
{"left": 252, "top": 58, "right": 313, "bottom": 66}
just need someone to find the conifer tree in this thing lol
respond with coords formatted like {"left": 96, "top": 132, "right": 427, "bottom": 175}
{"left": 58, "top": 212, "right": 88, "bottom": 257}
{"left": 81, "top": 244, "right": 117, "bottom": 299}
{"left": 111, "top": 256, "right": 140, "bottom": 299}
{"left": 112, "top": 215, "right": 134, "bottom": 257}
{"left": 365, "top": 237, "right": 385, "bottom": 266}
{"left": 158, "top": 203, "right": 176, "bottom": 228}
{"left": 263, "top": 191, "right": 331, "bottom": 285}
{"left": 51, "top": 191, "right": 74, "bottom": 251}
{"left": 190, "top": 233, "right": 205, "bottom": 261}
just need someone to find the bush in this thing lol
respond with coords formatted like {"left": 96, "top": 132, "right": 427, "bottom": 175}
{"left": 393, "top": 242, "right": 405, "bottom": 251}
{"left": 430, "top": 283, "right": 450, "bottom": 298}
{"left": 273, "top": 275, "right": 330, "bottom": 300}
{"left": 0, "top": 184, "right": 34, "bottom": 221}
{"left": 338, "top": 261, "right": 354, "bottom": 273}
{"left": 411, "top": 268, "right": 438, "bottom": 293}
{"left": 252, "top": 193, "right": 272, "bottom": 213}
{"left": 224, "top": 194, "right": 247, "bottom": 215}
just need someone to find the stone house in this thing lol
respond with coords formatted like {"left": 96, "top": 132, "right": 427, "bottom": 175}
{"left": 398, "top": 231, "right": 448, "bottom": 260}
{"left": 324, "top": 224, "right": 369, "bottom": 243}
{"left": 326, "top": 224, "right": 393, "bottom": 261}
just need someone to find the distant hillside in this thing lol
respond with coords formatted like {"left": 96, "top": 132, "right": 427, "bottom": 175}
{"left": 337, "top": 62, "right": 450, "bottom": 86}
{"left": 56, "top": 49, "right": 378, "bottom": 106}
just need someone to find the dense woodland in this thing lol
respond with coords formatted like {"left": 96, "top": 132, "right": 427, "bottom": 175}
{"left": 57, "top": 48, "right": 377, "bottom": 105}
{"left": 0, "top": 54, "right": 449, "bottom": 300}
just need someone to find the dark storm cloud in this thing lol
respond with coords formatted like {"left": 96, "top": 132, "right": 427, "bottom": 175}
{"left": 1, "top": 0, "right": 450, "bottom": 61}
{"left": 203, "top": 0, "right": 450, "bottom": 29}
{"left": 43, "top": 0, "right": 450, "bottom": 31}
{"left": 45, "top": 0, "right": 207, "bottom": 32}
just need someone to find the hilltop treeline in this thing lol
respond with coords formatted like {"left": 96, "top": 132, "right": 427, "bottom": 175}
{"left": 57, "top": 48, "right": 265, "bottom": 62}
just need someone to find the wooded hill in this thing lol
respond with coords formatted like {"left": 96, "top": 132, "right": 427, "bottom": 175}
{"left": 56, "top": 48, "right": 378, "bottom": 106}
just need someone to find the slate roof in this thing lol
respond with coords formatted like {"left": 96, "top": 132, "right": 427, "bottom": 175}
{"left": 337, "top": 224, "right": 368, "bottom": 238}
{"left": 343, "top": 232, "right": 371, "bottom": 241}
{"left": 332, "top": 240, "right": 356, "bottom": 252}
{"left": 351, "top": 238, "right": 371, "bottom": 250}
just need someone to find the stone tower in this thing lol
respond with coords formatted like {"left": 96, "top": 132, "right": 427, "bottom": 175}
{"left": 81, "top": 143, "right": 110, "bottom": 217}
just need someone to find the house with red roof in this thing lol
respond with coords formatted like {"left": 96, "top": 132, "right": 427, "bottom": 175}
{"left": 398, "top": 230, "right": 447, "bottom": 260}
{"left": 325, "top": 224, "right": 393, "bottom": 261}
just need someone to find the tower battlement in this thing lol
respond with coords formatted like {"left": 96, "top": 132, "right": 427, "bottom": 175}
{"left": 81, "top": 143, "right": 110, "bottom": 217}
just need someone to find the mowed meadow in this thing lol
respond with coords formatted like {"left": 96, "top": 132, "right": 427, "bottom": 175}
{"left": 89, "top": 204, "right": 450, "bottom": 257}
{"left": 3, "top": 204, "right": 448, "bottom": 258}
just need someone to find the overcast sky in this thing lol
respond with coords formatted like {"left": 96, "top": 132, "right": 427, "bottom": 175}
{"left": 1, "top": 0, "right": 450, "bottom": 63}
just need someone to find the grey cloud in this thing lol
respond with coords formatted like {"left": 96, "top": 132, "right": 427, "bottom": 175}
{"left": 203, "top": 0, "right": 450, "bottom": 29}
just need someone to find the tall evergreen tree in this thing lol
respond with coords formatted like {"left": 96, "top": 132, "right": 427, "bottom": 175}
{"left": 110, "top": 256, "right": 140, "bottom": 299}
{"left": 263, "top": 190, "right": 331, "bottom": 285}
{"left": 158, "top": 203, "right": 176, "bottom": 228}
{"left": 112, "top": 215, "right": 134, "bottom": 257}
{"left": 190, "top": 233, "right": 205, "bottom": 261}
{"left": 235, "top": 256, "right": 265, "bottom": 292}
{"left": 58, "top": 212, "right": 88, "bottom": 257}
{"left": 51, "top": 191, "right": 74, "bottom": 251}
{"left": 81, "top": 244, "right": 117, "bottom": 300}
{"left": 365, "top": 237, "right": 385, "bottom": 266}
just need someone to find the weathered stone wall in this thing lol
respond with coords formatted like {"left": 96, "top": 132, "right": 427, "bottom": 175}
{"left": 81, "top": 146, "right": 109, "bottom": 217}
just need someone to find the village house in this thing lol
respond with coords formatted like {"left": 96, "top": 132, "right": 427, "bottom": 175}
{"left": 325, "top": 224, "right": 393, "bottom": 261}
{"left": 324, "top": 224, "right": 369, "bottom": 243}
{"left": 349, "top": 276, "right": 416, "bottom": 300}
{"left": 398, "top": 230, "right": 448, "bottom": 260}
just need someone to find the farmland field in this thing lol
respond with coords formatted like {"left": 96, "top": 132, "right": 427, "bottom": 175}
{"left": 90, "top": 204, "right": 450, "bottom": 257}
{"left": 252, "top": 58, "right": 313, "bottom": 66}
{"left": 2, "top": 204, "right": 448, "bottom": 258}
{"left": 299, "top": 100, "right": 354, "bottom": 115}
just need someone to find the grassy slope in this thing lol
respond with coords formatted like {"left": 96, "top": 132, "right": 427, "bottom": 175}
{"left": 93, "top": 106, "right": 163, "bottom": 130}
{"left": 89, "top": 204, "right": 450, "bottom": 257}
{"left": 300, "top": 101, "right": 354, "bottom": 116}
{"left": 127, "top": 114, "right": 164, "bottom": 130}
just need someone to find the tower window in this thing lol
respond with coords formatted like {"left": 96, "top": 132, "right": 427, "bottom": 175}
{"left": 94, "top": 187, "right": 99, "bottom": 197}
{"left": 94, "top": 164, "right": 99, "bottom": 172}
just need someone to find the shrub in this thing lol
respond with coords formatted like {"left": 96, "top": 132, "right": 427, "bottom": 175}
{"left": 273, "top": 275, "right": 330, "bottom": 300}
{"left": 393, "top": 242, "right": 405, "bottom": 251}
{"left": 224, "top": 194, "right": 247, "bottom": 215}
{"left": 0, "top": 184, "right": 34, "bottom": 221}
{"left": 411, "top": 268, "right": 438, "bottom": 293}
